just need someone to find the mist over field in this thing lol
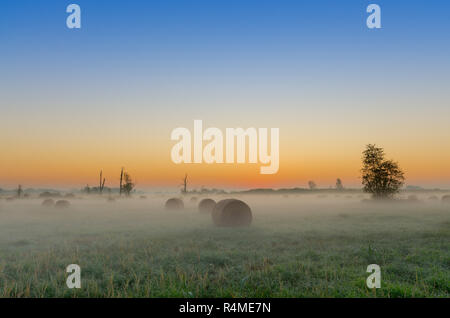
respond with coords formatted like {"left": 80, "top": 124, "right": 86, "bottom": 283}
{"left": 0, "top": 191, "right": 448, "bottom": 297}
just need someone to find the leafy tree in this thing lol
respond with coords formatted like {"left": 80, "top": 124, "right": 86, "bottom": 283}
{"left": 122, "top": 172, "right": 135, "bottom": 196}
{"left": 336, "top": 178, "right": 344, "bottom": 190}
{"left": 361, "top": 144, "right": 404, "bottom": 199}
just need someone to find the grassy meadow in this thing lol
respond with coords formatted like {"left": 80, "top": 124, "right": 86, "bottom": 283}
{"left": 0, "top": 192, "right": 449, "bottom": 297}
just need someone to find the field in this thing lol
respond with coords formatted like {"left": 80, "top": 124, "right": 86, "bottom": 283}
{"left": 0, "top": 193, "right": 449, "bottom": 297}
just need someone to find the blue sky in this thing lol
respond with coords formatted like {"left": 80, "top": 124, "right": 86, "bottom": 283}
{"left": 1, "top": 1, "right": 450, "bottom": 188}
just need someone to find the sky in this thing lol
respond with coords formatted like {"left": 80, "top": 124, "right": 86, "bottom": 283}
{"left": 1, "top": 0, "right": 450, "bottom": 190}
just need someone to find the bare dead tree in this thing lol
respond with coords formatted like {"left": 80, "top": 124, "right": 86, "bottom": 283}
{"left": 99, "top": 170, "right": 106, "bottom": 194}
{"left": 181, "top": 174, "right": 188, "bottom": 194}
{"left": 119, "top": 167, "right": 124, "bottom": 196}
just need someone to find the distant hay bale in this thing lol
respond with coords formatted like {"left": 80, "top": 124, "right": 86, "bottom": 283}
{"left": 198, "top": 198, "right": 216, "bottom": 214}
{"left": 165, "top": 198, "right": 184, "bottom": 210}
{"left": 65, "top": 193, "right": 75, "bottom": 198}
{"left": 6, "top": 197, "right": 15, "bottom": 202}
{"left": 407, "top": 195, "right": 419, "bottom": 202}
{"left": 190, "top": 196, "right": 198, "bottom": 203}
{"left": 42, "top": 199, "right": 55, "bottom": 207}
{"left": 212, "top": 199, "right": 252, "bottom": 227}
{"left": 107, "top": 197, "right": 116, "bottom": 202}
{"left": 140, "top": 195, "right": 147, "bottom": 199}
{"left": 39, "top": 191, "right": 61, "bottom": 198}
{"left": 55, "top": 200, "right": 70, "bottom": 208}
{"left": 442, "top": 195, "right": 450, "bottom": 203}
{"left": 428, "top": 195, "right": 438, "bottom": 201}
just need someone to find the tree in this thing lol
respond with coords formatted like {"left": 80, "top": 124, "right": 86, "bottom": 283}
{"left": 17, "top": 185, "right": 23, "bottom": 198}
{"left": 99, "top": 170, "right": 106, "bottom": 194}
{"left": 181, "top": 174, "right": 188, "bottom": 194}
{"left": 122, "top": 172, "right": 135, "bottom": 196}
{"left": 119, "top": 167, "right": 124, "bottom": 196}
{"left": 361, "top": 144, "right": 404, "bottom": 199}
{"left": 308, "top": 181, "right": 317, "bottom": 190}
{"left": 336, "top": 178, "right": 344, "bottom": 190}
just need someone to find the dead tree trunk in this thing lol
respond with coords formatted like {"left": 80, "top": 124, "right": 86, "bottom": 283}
{"left": 182, "top": 174, "right": 188, "bottom": 194}
{"left": 119, "top": 167, "right": 124, "bottom": 196}
{"left": 99, "top": 170, "right": 106, "bottom": 194}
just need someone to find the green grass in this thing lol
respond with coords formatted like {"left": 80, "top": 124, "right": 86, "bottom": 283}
{"left": 0, "top": 196, "right": 448, "bottom": 297}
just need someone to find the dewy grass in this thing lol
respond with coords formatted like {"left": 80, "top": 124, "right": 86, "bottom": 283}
{"left": 0, "top": 193, "right": 448, "bottom": 297}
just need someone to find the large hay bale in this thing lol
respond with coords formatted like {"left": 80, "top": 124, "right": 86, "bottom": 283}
{"left": 212, "top": 199, "right": 252, "bottom": 227}
{"left": 42, "top": 199, "right": 55, "bottom": 207}
{"left": 165, "top": 198, "right": 184, "bottom": 210}
{"left": 55, "top": 200, "right": 70, "bottom": 208}
{"left": 442, "top": 195, "right": 450, "bottom": 203}
{"left": 198, "top": 198, "right": 216, "bottom": 214}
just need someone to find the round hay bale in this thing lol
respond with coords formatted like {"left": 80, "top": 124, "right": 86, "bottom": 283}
{"left": 165, "top": 198, "right": 184, "bottom": 210}
{"left": 407, "top": 195, "right": 419, "bottom": 202}
{"left": 42, "top": 199, "right": 55, "bottom": 207}
{"left": 442, "top": 195, "right": 450, "bottom": 203}
{"left": 39, "top": 191, "right": 61, "bottom": 198}
{"left": 190, "top": 196, "right": 198, "bottom": 203}
{"left": 140, "top": 195, "right": 147, "bottom": 199}
{"left": 107, "top": 197, "right": 116, "bottom": 202}
{"left": 198, "top": 198, "right": 216, "bottom": 214}
{"left": 428, "top": 195, "right": 438, "bottom": 201}
{"left": 212, "top": 199, "right": 252, "bottom": 227}
{"left": 55, "top": 200, "right": 70, "bottom": 208}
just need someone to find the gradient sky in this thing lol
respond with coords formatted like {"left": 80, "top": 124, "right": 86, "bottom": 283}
{"left": 1, "top": 0, "right": 450, "bottom": 190}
